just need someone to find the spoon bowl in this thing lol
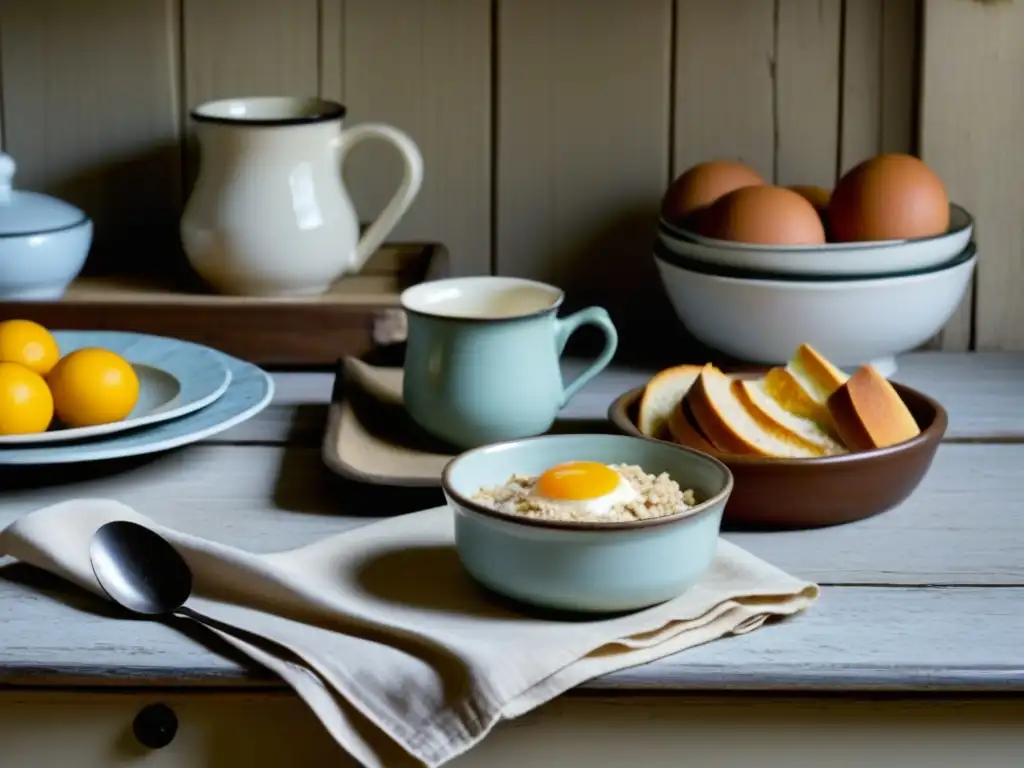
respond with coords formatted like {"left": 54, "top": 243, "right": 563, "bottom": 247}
{"left": 90, "top": 520, "right": 193, "bottom": 615}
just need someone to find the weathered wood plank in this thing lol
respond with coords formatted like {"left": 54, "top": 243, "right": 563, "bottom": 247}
{"left": 334, "top": 0, "right": 492, "bottom": 277}
{"left": 920, "top": 0, "right": 1020, "bottom": 352}
{"left": 181, "top": 0, "right": 320, "bottom": 191}
{"left": 495, "top": 0, "right": 673, "bottom": 357}
{"left": 0, "top": 0, "right": 182, "bottom": 276}
{"left": 1, "top": 577, "right": 1020, "bottom": 692}
{"left": 220, "top": 353, "right": 1024, "bottom": 447}
{"left": 673, "top": 0, "right": 775, "bottom": 181}
{"left": 182, "top": 0, "right": 319, "bottom": 105}
{"left": 2, "top": 442, "right": 1024, "bottom": 585}
{"left": 774, "top": 0, "right": 843, "bottom": 187}
{"left": 839, "top": 0, "right": 920, "bottom": 174}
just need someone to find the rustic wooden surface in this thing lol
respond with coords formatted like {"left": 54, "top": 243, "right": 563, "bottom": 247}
{"left": 1, "top": 351, "right": 1023, "bottom": 690}
{"left": 0, "top": 244, "right": 446, "bottom": 365}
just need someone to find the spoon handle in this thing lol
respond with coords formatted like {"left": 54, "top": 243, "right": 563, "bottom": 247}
{"left": 174, "top": 605, "right": 291, "bottom": 658}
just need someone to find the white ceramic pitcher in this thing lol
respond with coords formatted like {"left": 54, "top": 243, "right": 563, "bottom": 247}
{"left": 181, "top": 97, "right": 423, "bottom": 296}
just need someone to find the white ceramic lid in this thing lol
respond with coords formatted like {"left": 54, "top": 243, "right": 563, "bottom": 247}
{"left": 0, "top": 152, "right": 87, "bottom": 236}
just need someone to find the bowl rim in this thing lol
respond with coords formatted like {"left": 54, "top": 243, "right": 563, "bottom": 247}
{"left": 653, "top": 241, "right": 977, "bottom": 289}
{"left": 653, "top": 238, "right": 978, "bottom": 283}
{"left": 606, "top": 380, "right": 949, "bottom": 467}
{"left": 658, "top": 202, "right": 974, "bottom": 252}
{"left": 440, "top": 432, "right": 735, "bottom": 532}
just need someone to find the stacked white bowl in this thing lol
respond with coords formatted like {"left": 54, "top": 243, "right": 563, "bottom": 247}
{"left": 653, "top": 204, "right": 976, "bottom": 376}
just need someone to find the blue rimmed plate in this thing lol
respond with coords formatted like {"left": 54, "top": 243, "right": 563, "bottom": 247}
{"left": 0, "top": 345, "right": 273, "bottom": 464}
{"left": 0, "top": 331, "right": 232, "bottom": 445}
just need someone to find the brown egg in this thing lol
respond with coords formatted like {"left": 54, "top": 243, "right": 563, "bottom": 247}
{"left": 787, "top": 185, "right": 831, "bottom": 213}
{"left": 700, "top": 185, "right": 827, "bottom": 245}
{"left": 828, "top": 154, "right": 950, "bottom": 242}
{"left": 661, "top": 161, "right": 766, "bottom": 226}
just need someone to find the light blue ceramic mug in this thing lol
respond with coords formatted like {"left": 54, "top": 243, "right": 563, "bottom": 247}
{"left": 400, "top": 276, "right": 619, "bottom": 449}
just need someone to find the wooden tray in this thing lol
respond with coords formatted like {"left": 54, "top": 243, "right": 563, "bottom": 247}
{"left": 321, "top": 358, "right": 453, "bottom": 486}
{"left": 0, "top": 243, "right": 448, "bottom": 366}
{"left": 321, "top": 357, "right": 613, "bottom": 486}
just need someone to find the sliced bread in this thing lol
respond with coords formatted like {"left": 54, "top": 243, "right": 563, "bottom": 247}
{"left": 735, "top": 379, "right": 847, "bottom": 455}
{"left": 666, "top": 398, "right": 718, "bottom": 453}
{"left": 637, "top": 364, "right": 703, "bottom": 438}
{"left": 685, "top": 364, "right": 822, "bottom": 458}
{"left": 827, "top": 365, "right": 921, "bottom": 450}
{"left": 761, "top": 343, "right": 848, "bottom": 432}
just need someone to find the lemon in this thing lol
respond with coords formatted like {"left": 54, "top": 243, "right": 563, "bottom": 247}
{"left": 0, "top": 362, "right": 54, "bottom": 435}
{"left": 47, "top": 348, "right": 140, "bottom": 428}
{"left": 0, "top": 319, "right": 60, "bottom": 376}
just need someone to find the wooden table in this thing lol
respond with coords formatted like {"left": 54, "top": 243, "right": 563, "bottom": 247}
{"left": 2, "top": 353, "right": 1024, "bottom": 766}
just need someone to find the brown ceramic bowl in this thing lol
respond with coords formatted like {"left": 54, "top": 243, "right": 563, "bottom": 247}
{"left": 607, "top": 381, "right": 947, "bottom": 530}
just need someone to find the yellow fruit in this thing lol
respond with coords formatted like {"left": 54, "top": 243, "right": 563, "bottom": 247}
{"left": 47, "top": 348, "right": 140, "bottom": 428}
{"left": 0, "top": 319, "right": 60, "bottom": 376}
{"left": 0, "top": 362, "right": 54, "bottom": 435}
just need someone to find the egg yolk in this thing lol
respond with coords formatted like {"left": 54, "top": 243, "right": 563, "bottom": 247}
{"left": 535, "top": 461, "right": 620, "bottom": 500}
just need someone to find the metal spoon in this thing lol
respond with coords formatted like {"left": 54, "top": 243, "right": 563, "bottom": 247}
{"left": 89, "top": 520, "right": 341, "bottom": 701}
{"left": 89, "top": 520, "right": 204, "bottom": 621}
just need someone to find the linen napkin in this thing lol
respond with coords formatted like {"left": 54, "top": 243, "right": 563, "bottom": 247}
{"left": 0, "top": 499, "right": 818, "bottom": 767}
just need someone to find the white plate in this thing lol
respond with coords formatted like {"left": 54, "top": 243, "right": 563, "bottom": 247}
{"left": 0, "top": 331, "right": 231, "bottom": 445}
{"left": 657, "top": 203, "right": 974, "bottom": 276}
{"left": 0, "top": 346, "right": 272, "bottom": 464}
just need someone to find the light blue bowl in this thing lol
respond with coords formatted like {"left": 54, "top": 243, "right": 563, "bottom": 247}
{"left": 442, "top": 433, "right": 733, "bottom": 613}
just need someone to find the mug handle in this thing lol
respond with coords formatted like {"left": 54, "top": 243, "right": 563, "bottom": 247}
{"left": 336, "top": 123, "right": 424, "bottom": 272}
{"left": 554, "top": 307, "right": 619, "bottom": 407}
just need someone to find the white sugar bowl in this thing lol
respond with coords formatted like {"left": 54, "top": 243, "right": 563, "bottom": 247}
{"left": 0, "top": 152, "right": 93, "bottom": 300}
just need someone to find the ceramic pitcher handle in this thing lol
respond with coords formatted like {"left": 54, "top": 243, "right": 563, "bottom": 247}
{"left": 337, "top": 123, "right": 424, "bottom": 271}
{"left": 554, "top": 307, "right": 619, "bottom": 406}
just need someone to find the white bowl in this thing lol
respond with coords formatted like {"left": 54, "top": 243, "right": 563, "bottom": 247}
{"left": 658, "top": 204, "right": 973, "bottom": 277}
{"left": 0, "top": 219, "right": 92, "bottom": 299}
{"left": 0, "top": 152, "right": 92, "bottom": 300}
{"left": 653, "top": 242, "right": 977, "bottom": 376}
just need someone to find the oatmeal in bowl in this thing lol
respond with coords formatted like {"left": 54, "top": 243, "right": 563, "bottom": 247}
{"left": 473, "top": 462, "right": 698, "bottom": 524}
{"left": 442, "top": 433, "right": 733, "bottom": 613}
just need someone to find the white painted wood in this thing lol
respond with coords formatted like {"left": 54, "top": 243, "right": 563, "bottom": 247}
{"left": 336, "top": 0, "right": 492, "bottom": 277}
{"left": 672, "top": 0, "right": 775, "bottom": 181}
{"left": 920, "top": 0, "right": 1024, "bottom": 352}
{"left": 774, "top": 0, "right": 842, "bottom": 187}
{"left": 4, "top": 443, "right": 1024, "bottom": 585}
{"left": 2, "top": 574, "right": 1021, "bottom": 691}
{"left": 182, "top": 0, "right": 319, "bottom": 104}
{"left": 1, "top": 691, "right": 1022, "bottom": 767}
{"left": 181, "top": 0, "right": 320, "bottom": 191}
{"left": 0, "top": 0, "right": 182, "bottom": 272}
{"left": 839, "top": 0, "right": 919, "bottom": 173}
{"left": 495, "top": 0, "right": 673, "bottom": 346}
{"left": 230, "top": 352, "right": 1024, "bottom": 448}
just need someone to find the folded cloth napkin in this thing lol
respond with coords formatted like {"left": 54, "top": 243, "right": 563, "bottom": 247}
{"left": 0, "top": 499, "right": 818, "bottom": 767}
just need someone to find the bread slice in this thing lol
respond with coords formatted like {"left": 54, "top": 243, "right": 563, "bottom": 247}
{"left": 761, "top": 343, "right": 849, "bottom": 432}
{"left": 827, "top": 365, "right": 921, "bottom": 450}
{"left": 735, "top": 379, "right": 847, "bottom": 455}
{"left": 685, "top": 364, "right": 822, "bottom": 458}
{"left": 638, "top": 364, "right": 703, "bottom": 438}
{"left": 666, "top": 398, "right": 718, "bottom": 453}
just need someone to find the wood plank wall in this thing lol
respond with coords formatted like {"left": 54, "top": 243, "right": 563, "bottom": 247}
{"left": 2, "top": 0, "right": 1011, "bottom": 353}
